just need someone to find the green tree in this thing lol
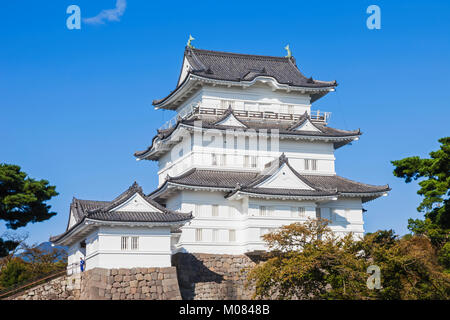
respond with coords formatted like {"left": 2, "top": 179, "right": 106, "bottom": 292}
{"left": 0, "top": 258, "right": 31, "bottom": 289}
{"left": 360, "top": 231, "right": 449, "bottom": 299}
{"left": 0, "top": 164, "right": 58, "bottom": 257}
{"left": 247, "top": 220, "right": 370, "bottom": 300}
{"left": 247, "top": 220, "right": 450, "bottom": 300}
{"left": 0, "top": 244, "right": 66, "bottom": 290}
{"left": 392, "top": 137, "right": 449, "bottom": 268}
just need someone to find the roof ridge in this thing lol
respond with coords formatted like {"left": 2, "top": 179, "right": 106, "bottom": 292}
{"left": 242, "top": 154, "right": 318, "bottom": 191}
{"left": 187, "top": 47, "right": 290, "bottom": 61}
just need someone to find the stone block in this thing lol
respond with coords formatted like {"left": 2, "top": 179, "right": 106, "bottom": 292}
{"left": 144, "top": 274, "right": 152, "bottom": 281}
{"left": 119, "top": 268, "right": 128, "bottom": 276}
{"left": 138, "top": 280, "right": 146, "bottom": 287}
{"left": 136, "top": 274, "right": 144, "bottom": 281}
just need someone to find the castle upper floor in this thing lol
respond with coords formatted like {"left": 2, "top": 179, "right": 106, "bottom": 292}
{"left": 152, "top": 47, "right": 337, "bottom": 114}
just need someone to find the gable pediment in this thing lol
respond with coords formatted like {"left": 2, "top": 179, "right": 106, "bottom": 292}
{"left": 111, "top": 193, "right": 162, "bottom": 213}
{"left": 178, "top": 57, "right": 192, "bottom": 86}
{"left": 255, "top": 163, "right": 314, "bottom": 190}
{"left": 215, "top": 112, "right": 247, "bottom": 128}
{"left": 68, "top": 209, "right": 78, "bottom": 229}
{"left": 292, "top": 118, "right": 322, "bottom": 132}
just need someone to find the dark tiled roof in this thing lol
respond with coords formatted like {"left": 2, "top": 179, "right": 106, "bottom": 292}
{"left": 153, "top": 47, "right": 337, "bottom": 107}
{"left": 236, "top": 188, "right": 336, "bottom": 197}
{"left": 134, "top": 110, "right": 360, "bottom": 159}
{"left": 86, "top": 210, "right": 192, "bottom": 223}
{"left": 52, "top": 182, "right": 192, "bottom": 244}
{"left": 301, "top": 175, "right": 390, "bottom": 194}
{"left": 150, "top": 154, "right": 389, "bottom": 201}
{"left": 184, "top": 48, "right": 336, "bottom": 88}
{"left": 166, "top": 168, "right": 259, "bottom": 189}
{"left": 183, "top": 112, "right": 359, "bottom": 137}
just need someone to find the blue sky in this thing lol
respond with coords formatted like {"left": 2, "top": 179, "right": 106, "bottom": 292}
{"left": 1, "top": 0, "right": 449, "bottom": 245}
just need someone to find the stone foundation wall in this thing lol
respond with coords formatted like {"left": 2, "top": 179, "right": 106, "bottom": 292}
{"left": 8, "top": 273, "right": 81, "bottom": 300}
{"left": 9, "top": 266, "right": 181, "bottom": 300}
{"left": 8, "top": 254, "right": 257, "bottom": 300}
{"left": 80, "top": 267, "right": 181, "bottom": 300}
{"left": 172, "top": 253, "right": 256, "bottom": 300}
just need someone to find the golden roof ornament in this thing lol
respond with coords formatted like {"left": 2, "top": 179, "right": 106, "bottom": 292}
{"left": 187, "top": 34, "right": 195, "bottom": 48}
{"left": 284, "top": 44, "right": 292, "bottom": 58}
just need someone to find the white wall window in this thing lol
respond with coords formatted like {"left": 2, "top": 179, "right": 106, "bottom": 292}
{"left": 251, "top": 155, "right": 257, "bottom": 168}
{"left": 211, "top": 153, "right": 217, "bottom": 166}
{"left": 131, "top": 237, "right": 139, "bottom": 250}
{"left": 212, "top": 229, "right": 218, "bottom": 242}
{"left": 259, "top": 206, "right": 267, "bottom": 216}
{"left": 121, "top": 236, "right": 129, "bottom": 250}
{"left": 221, "top": 154, "right": 226, "bottom": 166}
{"left": 291, "top": 207, "right": 306, "bottom": 218}
{"left": 316, "top": 207, "right": 321, "bottom": 219}
{"left": 195, "top": 229, "right": 203, "bottom": 242}
{"left": 229, "top": 230, "right": 236, "bottom": 242}
{"left": 212, "top": 204, "right": 219, "bottom": 217}
{"left": 311, "top": 159, "right": 317, "bottom": 171}
{"left": 304, "top": 159, "right": 318, "bottom": 171}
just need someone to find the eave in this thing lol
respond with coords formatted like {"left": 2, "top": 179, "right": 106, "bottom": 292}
{"left": 51, "top": 217, "right": 191, "bottom": 246}
{"left": 135, "top": 123, "right": 360, "bottom": 161}
{"left": 226, "top": 191, "right": 339, "bottom": 201}
{"left": 153, "top": 74, "right": 336, "bottom": 110}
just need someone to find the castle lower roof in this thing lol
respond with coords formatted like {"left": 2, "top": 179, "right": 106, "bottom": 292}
{"left": 150, "top": 155, "right": 389, "bottom": 203}
{"left": 50, "top": 182, "right": 192, "bottom": 245}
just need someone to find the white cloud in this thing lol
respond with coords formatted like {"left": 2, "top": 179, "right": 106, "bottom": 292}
{"left": 83, "top": 0, "right": 127, "bottom": 25}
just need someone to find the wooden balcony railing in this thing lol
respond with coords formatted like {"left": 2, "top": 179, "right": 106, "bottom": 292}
{"left": 159, "top": 104, "right": 330, "bottom": 131}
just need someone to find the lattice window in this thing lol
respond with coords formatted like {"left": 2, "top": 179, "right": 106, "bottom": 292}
{"left": 229, "top": 230, "right": 236, "bottom": 242}
{"left": 221, "top": 154, "right": 226, "bottom": 166}
{"left": 195, "top": 229, "right": 203, "bottom": 242}
{"left": 212, "top": 204, "right": 219, "bottom": 217}
{"left": 259, "top": 206, "right": 267, "bottom": 216}
{"left": 291, "top": 207, "right": 306, "bottom": 218}
{"left": 131, "top": 237, "right": 139, "bottom": 250}
{"left": 305, "top": 159, "right": 318, "bottom": 171}
{"left": 212, "top": 229, "right": 219, "bottom": 242}
{"left": 121, "top": 236, "right": 129, "bottom": 250}
{"left": 251, "top": 156, "right": 257, "bottom": 168}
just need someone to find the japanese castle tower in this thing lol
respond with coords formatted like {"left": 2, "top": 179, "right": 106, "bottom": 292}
{"left": 51, "top": 46, "right": 390, "bottom": 273}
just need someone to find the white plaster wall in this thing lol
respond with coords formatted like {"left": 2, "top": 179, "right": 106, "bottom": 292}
{"left": 196, "top": 85, "right": 312, "bottom": 113}
{"left": 318, "top": 198, "right": 364, "bottom": 237}
{"left": 67, "top": 242, "right": 85, "bottom": 275}
{"left": 82, "top": 226, "right": 173, "bottom": 270}
{"left": 170, "top": 190, "right": 364, "bottom": 255}
{"left": 157, "top": 131, "right": 336, "bottom": 183}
